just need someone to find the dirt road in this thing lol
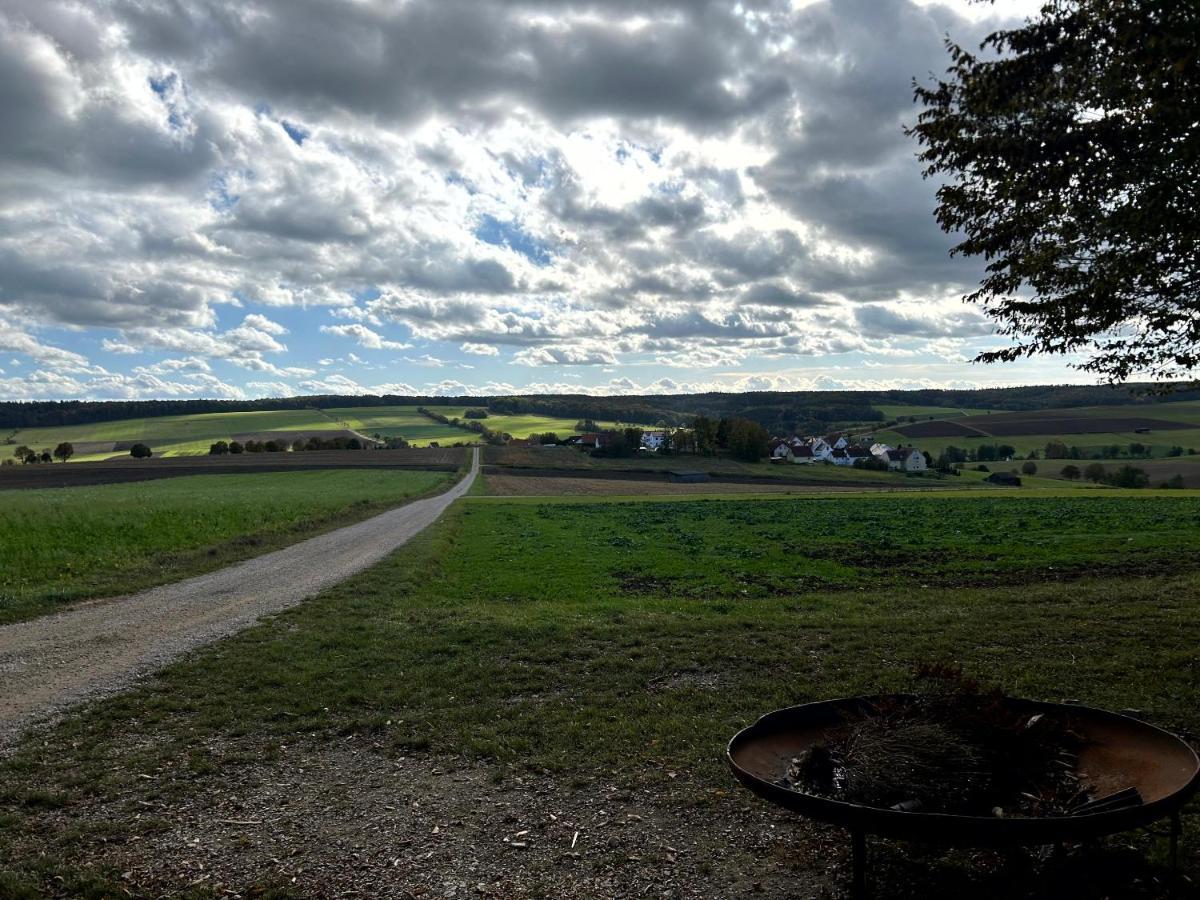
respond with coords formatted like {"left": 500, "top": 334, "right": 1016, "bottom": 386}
{"left": 0, "top": 449, "right": 478, "bottom": 746}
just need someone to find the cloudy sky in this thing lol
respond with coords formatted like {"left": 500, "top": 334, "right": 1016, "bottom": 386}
{"left": 0, "top": 0, "right": 1074, "bottom": 402}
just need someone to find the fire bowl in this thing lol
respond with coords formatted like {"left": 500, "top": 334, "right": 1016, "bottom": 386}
{"left": 728, "top": 695, "right": 1199, "bottom": 847}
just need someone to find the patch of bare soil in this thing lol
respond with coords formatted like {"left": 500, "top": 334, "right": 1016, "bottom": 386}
{"left": 16, "top": 736, "right": 1188, "bottom": 899}
{"left": 484, "top": 475, "right": 825, "bottom": 496}
{"left": 23, "top": 736, "right": 840, "bottom": 899}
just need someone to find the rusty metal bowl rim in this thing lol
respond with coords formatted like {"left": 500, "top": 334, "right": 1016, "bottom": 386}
{"left": 727, "top": 695, "right": 1200, "bottom": 847}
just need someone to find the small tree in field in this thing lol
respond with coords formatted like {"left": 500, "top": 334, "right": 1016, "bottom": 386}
{"left": 209, "top": 440, "right": 230, "bottom": 455}
{"left": 1021, "top": 460, "right": 1038, "bottom": 476}
{"left": 1084, "top": 462, "right": 1107, "bottom": 483}
{"left": 1060, "top": 464, "right": 1081, "bottom": 481}
{"left": 130, "top": 443, "right": 153, "bottom": 459}
{"left": 53, "top": 442, "right": 74, "bottom": 462}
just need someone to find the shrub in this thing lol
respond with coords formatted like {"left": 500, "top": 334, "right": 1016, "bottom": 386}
{"left": 1104, "top": 464, "right": 1149, "bottom": 489}
{"left": 463, "top": 408, "right": 489, "bottom": 419}
{"left": 1021, "top": 460, "right": 1037, "bottom": 476}
{"left": 1083, "top": 462, "right": 1107, "bottom": 483}
{"left": 1060, "top": 464, "right": 1081, "bottom": 481}
{"left": 53, "top": 442, "right": 74, "bottom": 462}
{"left": 130, "top": 443, "right": 153, "bottom": 459}
{"left": 209, "top": 441, "right": 230, "bottom": 455}
{"left": 229, "top": 441, "right": 244, "bottom": 454}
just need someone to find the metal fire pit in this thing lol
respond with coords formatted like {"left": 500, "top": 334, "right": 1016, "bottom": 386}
{"left": 728, "top": 696, "right": 1200, "bottom": 897}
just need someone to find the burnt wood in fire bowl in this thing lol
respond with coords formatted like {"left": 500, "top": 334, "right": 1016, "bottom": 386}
{"left": 728, "top": 696, "right": 1200, "bottom": 897}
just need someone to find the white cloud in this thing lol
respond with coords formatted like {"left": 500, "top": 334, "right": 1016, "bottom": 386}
{"left": 460, "top": 342, "right": 499, "bottom": 356}
{"left": 320, "top": 323, "right": 412, "bottom": 351}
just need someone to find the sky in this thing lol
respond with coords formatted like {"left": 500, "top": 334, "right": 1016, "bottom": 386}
{"left": 0, "top": 0, "right": 1082, "bottom": 402}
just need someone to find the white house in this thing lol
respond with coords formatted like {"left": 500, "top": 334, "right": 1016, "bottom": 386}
{"left": 870, "top": 442, "right": 893, "bottom": 457}
{"left": 790, "top": 443, "right": 815, "bottom": 464}
{"left": 809, "top": 437, "right": 833, "bottom": 461}
{"left": 641, "top": 430, "right": 668, "bottom": 452}
{"left": 877, "top": 447, "right": 927, "bottom": 472}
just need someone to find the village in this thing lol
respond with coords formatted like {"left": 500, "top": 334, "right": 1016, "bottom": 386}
{"left": 766, "top": 434, "right": 928, "bottom": 471}
{"left": 559, "top": 428, "right": 930, "bottom": 471}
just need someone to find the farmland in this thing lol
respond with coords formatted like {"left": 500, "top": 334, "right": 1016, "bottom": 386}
{"left": 4, "top": 406, "right": 620, "bottom": 459}
{"left": 2, "top": 491, "right": 1200, "bottom": 897}
{"left": 0, "top": 469, "right": 452, "bottom": 624}
{"left": 866, "top": 400, "right": 1200, "bottom": 460}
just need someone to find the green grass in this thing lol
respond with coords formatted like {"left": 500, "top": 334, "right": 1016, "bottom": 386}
{"left": 3, "top": 492, "right": 1200, "bottom": 895}
{"left": 869, "top": 427, "right": 1200, "bottom": 461}
{"left": 875, "top": 404, "right": 991, "bottom": 419}
{"left": 0, "top": 469, "right": 452, "bottom": 623}
{"left": 3, "top": 405, "right": 616, "bottom": 456}
{"left": 863, "top": 400, "right": 1200, "bottom": 461}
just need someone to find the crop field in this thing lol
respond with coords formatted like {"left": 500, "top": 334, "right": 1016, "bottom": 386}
{"left": 482, "top": 474, "right": 909, "bottom": 496}
{"left": 1039, "top": 456, "right": 1200, "bottom": 488}
{"left": 4, "top": 406, "right": 624, "bottom": 459}
{"left": 3, "top": 492, "right": 1200, "bottom": 897}
{"left": 874, "top": 404, "right": 991, "bottom": 419}
{"left": 0, "top": 469, "right": 451, "bottom": 624}
{"left": 486, "top": 444, "right": 915, "bottom": 484}
{"left": 869, "top": 401, "right": 1200, "bottom": 460}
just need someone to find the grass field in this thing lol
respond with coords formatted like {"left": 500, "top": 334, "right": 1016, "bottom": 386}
{"left": 3, "top": 492, "right": 1200, "bottom": 897}
{"left": 0, "top": 469, "right": 452, "bottom": 624}
{"left": 486, "top": 444, "right": 921, "bottom": 484}
{"left": 874, "top": 404, "right": 991, "bottom": 419}
{"left": 864, "top": 401, "right": 1200, "bottom": 461}
{"left": 5, "top": 406, "right": 620, "bottom": 459}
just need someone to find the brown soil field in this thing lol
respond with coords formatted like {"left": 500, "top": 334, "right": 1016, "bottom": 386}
{"left": 0, "top": 448, "right": 468, "bottom": 490}
{"left": 892, "top": 420, "right": 991, "bottom": 438}
{"left": 485, "top": 474, "right": 910, "bottom": 496}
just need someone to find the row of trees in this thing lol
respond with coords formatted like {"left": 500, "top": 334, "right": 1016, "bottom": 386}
{"left": 416, "top": 407, "right": 507, "bottom": 445}
{"left": 209, "top": 435, "right": 374, "bottom": 454}
{"left": 10, "top": 442, "right": 76, "bottom": 464}
{"left": 585, "top": 417, "right": 771, "bottom": 462}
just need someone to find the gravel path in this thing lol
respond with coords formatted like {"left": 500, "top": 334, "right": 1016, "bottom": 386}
{"left": 0, "top": 448, "right": 478, "bottom": 746}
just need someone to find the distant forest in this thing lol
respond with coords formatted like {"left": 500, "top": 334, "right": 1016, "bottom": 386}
{"left": 2, "top": 384, "right": 1197, "bottom": 433}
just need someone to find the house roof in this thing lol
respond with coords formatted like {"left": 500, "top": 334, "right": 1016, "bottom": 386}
{"left": 846, "top": 445, "right": 872, "bottom": 457}
{"left": 793, "top": 445, "right": 814, "bottom": 457}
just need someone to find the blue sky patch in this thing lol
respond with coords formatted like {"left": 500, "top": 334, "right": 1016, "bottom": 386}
{"left": 281, "top": 120, "right": 310, "bottom": 146}
{"left": 474, "top": 215, "right": 553, "bottom": 267}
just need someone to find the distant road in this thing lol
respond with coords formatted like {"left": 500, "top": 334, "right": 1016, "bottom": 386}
{"left": 0, "top": 448, "right": 478, "bottom": 746}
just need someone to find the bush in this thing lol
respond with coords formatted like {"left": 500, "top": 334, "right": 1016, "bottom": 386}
{"left": 129, "top": 443, "right": 153, "bottom": 459}
{"left": 463, "top": 408, "right": 489, "bottom": 419}
{"left": 1161, "top": 474, "right": 1186, "bottom": 489}
{"left": 975, "top": 464, "right": 989, "bottom": 472}
{"left": 1104, "top": 464, "right": 1149, "bottom": 489}
{"left": 53, "top": 441, "right": 74, "bottom": 462}
{"left": 209, "top": 441, "right": 230, "bottom": 455}
{"left": 229, "top": 441, "right": 244, "bottom": 454}
{"left": 1083, "top": 462, "right": 1107, "bottom": 483}
{"left": 1021, "top": 460, "right": 1037, "bottom": 475}
{"left": 1060, "top": 464, "right": 1081, "bottom": 481}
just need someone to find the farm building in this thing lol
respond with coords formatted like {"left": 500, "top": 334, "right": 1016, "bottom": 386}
{"left": 986, "top": 472, "right": 1022, "bottom": 486}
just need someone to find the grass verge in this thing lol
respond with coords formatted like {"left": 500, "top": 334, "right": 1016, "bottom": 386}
{"left": 0, "top": 469, "right": 452, "bottom": 624}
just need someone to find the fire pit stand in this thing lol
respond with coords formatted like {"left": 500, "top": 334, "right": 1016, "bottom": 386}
{"left": 728, "top": 696, "right": 1200, "bottom": 897}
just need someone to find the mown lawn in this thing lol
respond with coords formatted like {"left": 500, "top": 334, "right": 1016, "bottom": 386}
{"left": 2, "top": 494, "right": 1199, "bottom": 896}
{"left": 0, "top": 469, "right": 452, "bottom": 623}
